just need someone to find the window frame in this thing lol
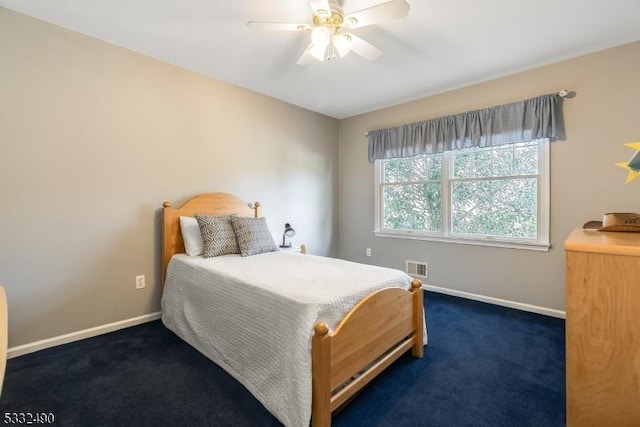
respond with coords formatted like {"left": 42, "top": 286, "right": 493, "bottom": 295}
{"left": 374, "top": 140, "right": 550, "bottom": 251}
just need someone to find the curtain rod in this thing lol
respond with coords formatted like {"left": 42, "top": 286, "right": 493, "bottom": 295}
{"left": 364, "top": 90, "right": 571, "bottom": 137}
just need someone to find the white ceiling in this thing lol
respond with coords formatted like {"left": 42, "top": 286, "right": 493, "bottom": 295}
{"left": 2, "top": 0, "right": 640, "bottom": 119}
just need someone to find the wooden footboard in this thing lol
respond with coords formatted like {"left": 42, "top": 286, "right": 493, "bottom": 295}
{"left": 311, "top": 279, "right": 424, "bottom": 427}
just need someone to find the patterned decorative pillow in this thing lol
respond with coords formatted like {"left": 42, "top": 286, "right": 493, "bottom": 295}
{"left": 230, "top": 216, "right": 279, "bottom": 257}
{"left": 195, "top": 214, "right": 239, "bottom": 257}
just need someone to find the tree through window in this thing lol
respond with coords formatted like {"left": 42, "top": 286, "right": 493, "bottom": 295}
{"left": 375, "top": 140, "right": 550, "bottom": 250}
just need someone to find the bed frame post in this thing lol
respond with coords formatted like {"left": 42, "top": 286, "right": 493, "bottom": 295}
{"left": 312, "top": 322, "right": 331, "bottom": 427}
{"left": 411, "top": 279, "right": 424, "bottom": 358}
{"left": 253, "top": 201, "right": 260, "bottom": 218}
{"left": 161, "top": 201, "right": 175, "bottom": 287}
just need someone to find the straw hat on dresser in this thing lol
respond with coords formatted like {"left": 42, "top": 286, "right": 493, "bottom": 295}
{"left": 583, "top": 212, "right": 640, "bottom": 232}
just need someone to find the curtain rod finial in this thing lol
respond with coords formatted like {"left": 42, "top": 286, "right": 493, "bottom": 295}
{"left": 557, "top": 90, "right": 569, "bottom": 98}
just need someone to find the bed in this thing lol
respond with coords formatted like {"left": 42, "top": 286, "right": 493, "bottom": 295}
{"left": 160, "top": 193, "right": 425, "bottom": 427}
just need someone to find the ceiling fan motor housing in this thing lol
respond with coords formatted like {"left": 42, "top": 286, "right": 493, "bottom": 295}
{"left": 313, "top": 10, "right": 344, "bottom": 29}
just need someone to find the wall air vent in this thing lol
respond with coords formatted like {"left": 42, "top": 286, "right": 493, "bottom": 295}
{"left": 406, "top": 260, "right": 428, "bottom": 278}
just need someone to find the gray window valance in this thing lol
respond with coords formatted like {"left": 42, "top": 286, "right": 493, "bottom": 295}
{"left": 367, "top": 93, "right": 563, "bottom": 162}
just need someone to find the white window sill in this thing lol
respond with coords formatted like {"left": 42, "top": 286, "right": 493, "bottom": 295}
{"left": 373, "top": 230, "right": 551, "bottom": 252}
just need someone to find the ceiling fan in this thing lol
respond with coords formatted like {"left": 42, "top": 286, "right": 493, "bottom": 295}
{"left": 247, "top": 0, "right": 410, "bottom": 65}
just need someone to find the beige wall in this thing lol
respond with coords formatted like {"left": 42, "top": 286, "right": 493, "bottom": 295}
{"left": 339, "top": 41, "right": 640, "bottom": 312}
{"left": 0, "top": 8, "right": 339, "bottom": 347}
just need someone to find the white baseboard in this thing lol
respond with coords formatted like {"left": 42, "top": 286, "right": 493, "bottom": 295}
{"left": 7, "top": 286, "right": 563, "bottom": 358}
{"left": 422, "top": 283, "right": 566, "bottom": 319}
{"left": 8, "top": 312, "right": 162, "bottom": 359}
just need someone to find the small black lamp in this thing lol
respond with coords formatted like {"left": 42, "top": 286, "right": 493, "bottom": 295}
{"left": 281, "top": 223, "right": 296, "bottom": 248}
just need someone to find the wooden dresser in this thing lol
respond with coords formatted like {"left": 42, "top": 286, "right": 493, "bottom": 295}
{"left": 564, "top": 229, "right": 640, "bottom": 426}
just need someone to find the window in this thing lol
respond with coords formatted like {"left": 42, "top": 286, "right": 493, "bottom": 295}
{"left": 375, "top": 140, "right": 550, "bottom": 250}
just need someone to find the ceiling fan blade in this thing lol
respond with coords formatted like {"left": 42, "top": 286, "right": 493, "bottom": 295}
{"left": 307, "top": 0, "right": 332, "bottom": 17}
{"left": 297, "top": 43, "right": 316, "bottom": 66}
{"left": 344, "top": 0, "right": 410, "bottom": 28}
{"left": 347, "top": 33, "right": 382, "bottom": 61}
{"left": 247, "top": 21, "right": 311, "bottom": 31}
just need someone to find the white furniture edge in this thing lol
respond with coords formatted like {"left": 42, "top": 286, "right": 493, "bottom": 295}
{"left": 8, "top": 312, "right": 161, "bottom": 359}
{"left": 0, "top": 286, "right": 7, "bottom": 397}
{"left": 422, "top": 283, "right": 565, "bottom": 319}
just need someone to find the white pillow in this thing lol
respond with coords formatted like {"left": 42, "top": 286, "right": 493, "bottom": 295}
{"left": 180, "top": 216, "right": 204, "bottom": 256}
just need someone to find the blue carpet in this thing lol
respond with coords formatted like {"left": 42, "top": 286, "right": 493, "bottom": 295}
{"left": 0, "top": 292, "right": 565, "bottom": 426}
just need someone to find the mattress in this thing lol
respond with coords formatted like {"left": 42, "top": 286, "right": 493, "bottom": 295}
{"left": 161, "top": 251, "right": 424, "bottom": 427}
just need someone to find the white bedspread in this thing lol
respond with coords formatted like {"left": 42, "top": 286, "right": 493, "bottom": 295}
{"left": 161, "top": 251, "right": 424, "bottom": 427}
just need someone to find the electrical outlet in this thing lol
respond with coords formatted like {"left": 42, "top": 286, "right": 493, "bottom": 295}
{"left": 135, "top": 275, "right": 145, "bottom": 289}
{"left": 366, "top": 248, "right": 372, "bottom": 257}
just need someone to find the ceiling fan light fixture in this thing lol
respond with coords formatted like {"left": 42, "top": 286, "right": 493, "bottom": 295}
{"left": 332, "top": 33, "right": 352, "bottom": 57}
{"left": 309, "top": 26, "right": 332, "bottom": 61}
{"left": 311, "top": 26, "right": 331, "bottom": 47}
{"left": 345, "top": 16, "right": 358, "bottom": 27}
{"left": 309, "top": 42, "right": 329, "bottom": 61}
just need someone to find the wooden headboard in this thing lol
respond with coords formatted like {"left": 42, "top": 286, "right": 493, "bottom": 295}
{"left": 161, "top": 193, "right": 260, "bottom": 286}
